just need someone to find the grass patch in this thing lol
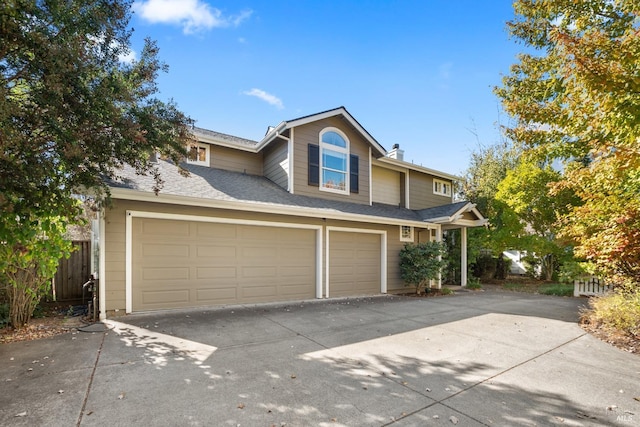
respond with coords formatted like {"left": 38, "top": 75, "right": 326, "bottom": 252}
{"left": 466, "top": 277, "right": 482, "bottom": 290}
{"left": 583, "top": 289, "right": 640, "bottom": 337}
{"left": 502, "top": 282, "right": 530, "bottom": 292}
{"left": 538, "top": 283, "right": 574, "bottom": 297}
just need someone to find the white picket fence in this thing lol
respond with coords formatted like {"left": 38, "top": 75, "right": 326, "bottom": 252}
{"left": 573, "top": 276, "right": 612, "bottom": 297}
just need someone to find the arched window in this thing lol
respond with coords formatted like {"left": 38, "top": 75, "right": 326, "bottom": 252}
{"left": 319, "top": 129, "right": 349, "bottom": 193}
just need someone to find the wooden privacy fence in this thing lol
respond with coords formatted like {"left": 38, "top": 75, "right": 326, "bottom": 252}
{"left": 573, "top": 276, "right": 612, "bottom": 297}
{"left": 53, "top": 240, "right": 91, "bottom": 302}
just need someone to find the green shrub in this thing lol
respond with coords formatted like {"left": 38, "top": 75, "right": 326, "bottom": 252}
{"left": 585, "top": 289, "right": 640, "bottom": 337}
{"left": 557, "top": 261, "right": 597, "bottom": 284}
{"left": 440, "top": 287, "right": 454, "bottom": 295}
{"left": 466, "top": 277, "right": 482, "bottom": 290}
{"left": 473, "top": 253, "right": 497, "bottom": 280}
{"left": 538, "top": 283, "right": 574, "bottom": 297}
{"left": 399, "top": 241, "right": 447, "bottom": 294}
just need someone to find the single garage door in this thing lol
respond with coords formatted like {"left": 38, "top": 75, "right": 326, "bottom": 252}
{"left": 132, "top": 218, "right": 317, "bottom": 311}
{"left": 329, "top": 231, "right": 381, "bottom": 297}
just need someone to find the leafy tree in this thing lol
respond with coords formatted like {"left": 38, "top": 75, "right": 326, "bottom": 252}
{"left": 496, "top": 160, "right": 579, "bottom": 280}
{"left": 495, "top": 0, "right": 640, "bottom": 287}
{"left": 0, "top": 213, "right": 73, "bottom": 326}
{"left": 399, "top": 241, "right": 447, "bottom": 294}
{"left": 1, "top": 0, "right": 193, "bottom": 326}
{"left": 460, "top": 141, "right": 522, "bottom": 274}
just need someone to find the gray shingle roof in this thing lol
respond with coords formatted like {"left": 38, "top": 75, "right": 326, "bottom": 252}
{"left": 108, "top": 161, "right": 423, "bottom": 223}
{"left": 417, "top": 201, "right": 471, "bottom": 221}
{"left": 192, "top": 127, "right": 258, "bottom": 147}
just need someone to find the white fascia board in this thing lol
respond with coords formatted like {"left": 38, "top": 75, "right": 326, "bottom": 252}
{"left": 424, "top": 216, "right": 454, "bottom": 224}
{"left": 109, "top": 187, "right": 435, "bottom": 229}
{"left": 371, "top": 158, "right": 410, "bottom": 174}
{"left": 261, "top": 107, "right": 387, "bottom": 156}
{"left": 377, "top": 157, "right": 461, "bottom": 181}
{"left": 256, "top": 121, "right": 288, "bottom": 150}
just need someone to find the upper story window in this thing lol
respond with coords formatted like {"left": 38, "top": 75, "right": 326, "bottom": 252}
{"left": 320, "top": 129, "right": 349, "bottom": 194}
{"left": 433, "top": 178, "right": 452, "bottom": 197}
{"left": 308, "top": 128, "right": 359, "bottom": 195}
{"left": 187, "top": 142, "right": 209, "bottom": 166}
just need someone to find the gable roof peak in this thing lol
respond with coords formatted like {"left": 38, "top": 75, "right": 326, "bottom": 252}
{"left": 258, "top": 106, "right": 386, "bottom": 156}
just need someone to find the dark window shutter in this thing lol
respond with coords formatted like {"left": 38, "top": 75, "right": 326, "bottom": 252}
{"left": 350, "top": 154, "right": 359, "bottom": 194}
{"left": 308, "top": 144, "right": 319, "bottom": 186}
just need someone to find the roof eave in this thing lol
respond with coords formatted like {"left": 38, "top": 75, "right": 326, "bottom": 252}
{"left": 109, "top": 187, "right": 437, "bottom": 229}
{"left": 259, "top": 107, "right": 387, "bottom": 156}
{"left": 377, "top": 157, "right": 461, "bottom": 181}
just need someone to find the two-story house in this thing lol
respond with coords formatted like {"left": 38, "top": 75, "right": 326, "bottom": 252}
{"left": 98, "top": 107, "right": 486, "bottom": 318}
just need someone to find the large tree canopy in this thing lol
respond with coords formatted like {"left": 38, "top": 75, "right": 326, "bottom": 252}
{"left": 495, "top": 0, "right": 640, "bottom": 286}
{"left": 0, "top": 0, "right": 193, "bottom": 326}
{"left": 0, "top": 0, "right": 193, "bottom": 220}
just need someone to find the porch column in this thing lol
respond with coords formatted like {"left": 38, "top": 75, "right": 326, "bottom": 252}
{"left": 461, "top": 227, "right": 468, "bottom": 287}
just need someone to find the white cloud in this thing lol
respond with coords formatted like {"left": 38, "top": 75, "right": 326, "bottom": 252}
{"left": 118, "top": 48, "right": 137, "bottom": 64}
{"left": 88, "top": 34, "right": 137, "bottom": 64}
{"left": 243, "top": 88, "right": 284, "bottom": 109}
{"left": 133, "top": 0, "right": 252, "bottom": 34}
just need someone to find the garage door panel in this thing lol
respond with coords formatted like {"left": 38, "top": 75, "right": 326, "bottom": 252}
{"left": 142, "top": 289, "right": 190, "bottom": 305}
{"left": 196, "top": 287, "right": 237, "bottom": 302}
{"left": 132, "top": 218, "right": 316, "bottom": 311}
{"left": 280, "top": 266, "right": 313, "bottom": 277}
{"left": 241, "top": 285, "right": 277, "bottom": 298}
{"left": 241, "top": 266, "right": 277, "bottom": 278}
{"left": 329, "top": 231, "right": 381, "bottom": 297}
{"left": 142, "top": 219, "right": 189, "bottom": 235}
{"left": 241, "top": 226, "right": 277, "bottom": 241}
{"left": 196, "top": 223, "right": 237, "bottom": 238}
{"left": 142, "top": 267, "right": 190, "bottom": 281}
{"left": 241, "top": 246, "right": 278, "bottom": 261}
{"left": 196, "top": 245, "right": 237, "bottom": 258}
{"left": 196, "top": 267, "right": 237, "bottom": 279}
{"left": 143, "top": 244, "right": 190, "bottom": 258}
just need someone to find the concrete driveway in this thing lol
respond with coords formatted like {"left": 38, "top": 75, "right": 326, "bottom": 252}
{"left": 1, "top": 290, "right": 638, "bottom": 426}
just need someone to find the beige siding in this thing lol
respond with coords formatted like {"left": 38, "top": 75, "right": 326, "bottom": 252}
{"left": 408, "top": 171, "right": 453, "bottom": 209}
{"left": 103, "top": 198, "right": 426, "bottom": 315}
{"left": 211, "top": 146, "right": 263, "bottom": 175}
{"left": 372, "top": 166, "right": 401, "bottom": 206}
{"left": 292, "top": 117, "right": 370, "bottom": 205}
{"left": 263, "top": 139, "right": 289, "bottom": 189}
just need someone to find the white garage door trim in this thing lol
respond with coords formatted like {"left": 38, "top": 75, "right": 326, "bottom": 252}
{"left": 325, "top": 226, "right": 387, "bottom": 298}
{"left": 125, "top": 210, "right": 323, "bottom": 313}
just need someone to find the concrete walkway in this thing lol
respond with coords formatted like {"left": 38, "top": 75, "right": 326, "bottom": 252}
{"left": 1, "top": 290, "right": 638, "bottom": 426}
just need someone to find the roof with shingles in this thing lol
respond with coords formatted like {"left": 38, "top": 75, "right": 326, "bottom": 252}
{"left": 416, "top": 201, "right": 472, "bottom": 221}
{"left": 192, "top": 126, "right": 259, "bottom": 147}
{"left": 108, "top": 160, "right": 423, "bottom": 223}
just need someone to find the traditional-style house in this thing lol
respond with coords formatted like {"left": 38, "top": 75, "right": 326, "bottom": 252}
{"left": 96, "top": 107, "right": 486, "bottom": 317}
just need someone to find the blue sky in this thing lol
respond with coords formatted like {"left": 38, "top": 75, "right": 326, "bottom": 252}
{"left": 127, "top": 1, "right": 521, "bottom": 175}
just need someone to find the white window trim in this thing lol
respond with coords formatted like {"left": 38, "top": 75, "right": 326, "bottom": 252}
{"left": 319, "top": 127, "right": 350, "bottom": 195}
{"left": 433, "top": 178, "right": 452, "bottom": 197}
{"left": 400, "top": 225, "right": 414, "bottom": 242}
{"left": 186, "top": 142, "right": 210, "bottom": 166}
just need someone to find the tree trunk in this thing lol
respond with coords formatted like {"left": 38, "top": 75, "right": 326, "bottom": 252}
{"left": 7, "top": 266, "right": 43, "bottom": 328}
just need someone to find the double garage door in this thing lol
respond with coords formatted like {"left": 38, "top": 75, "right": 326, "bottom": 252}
{"left": 131, "top": 217, "right": 382, "bottom": 312}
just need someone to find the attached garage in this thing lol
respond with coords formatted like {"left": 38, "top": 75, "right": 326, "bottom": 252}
{"left": 127, "top": 213, "right": 321, "bottom": 312}
{"left": 326, "top": 228, "right": 386, "bottom": 297}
